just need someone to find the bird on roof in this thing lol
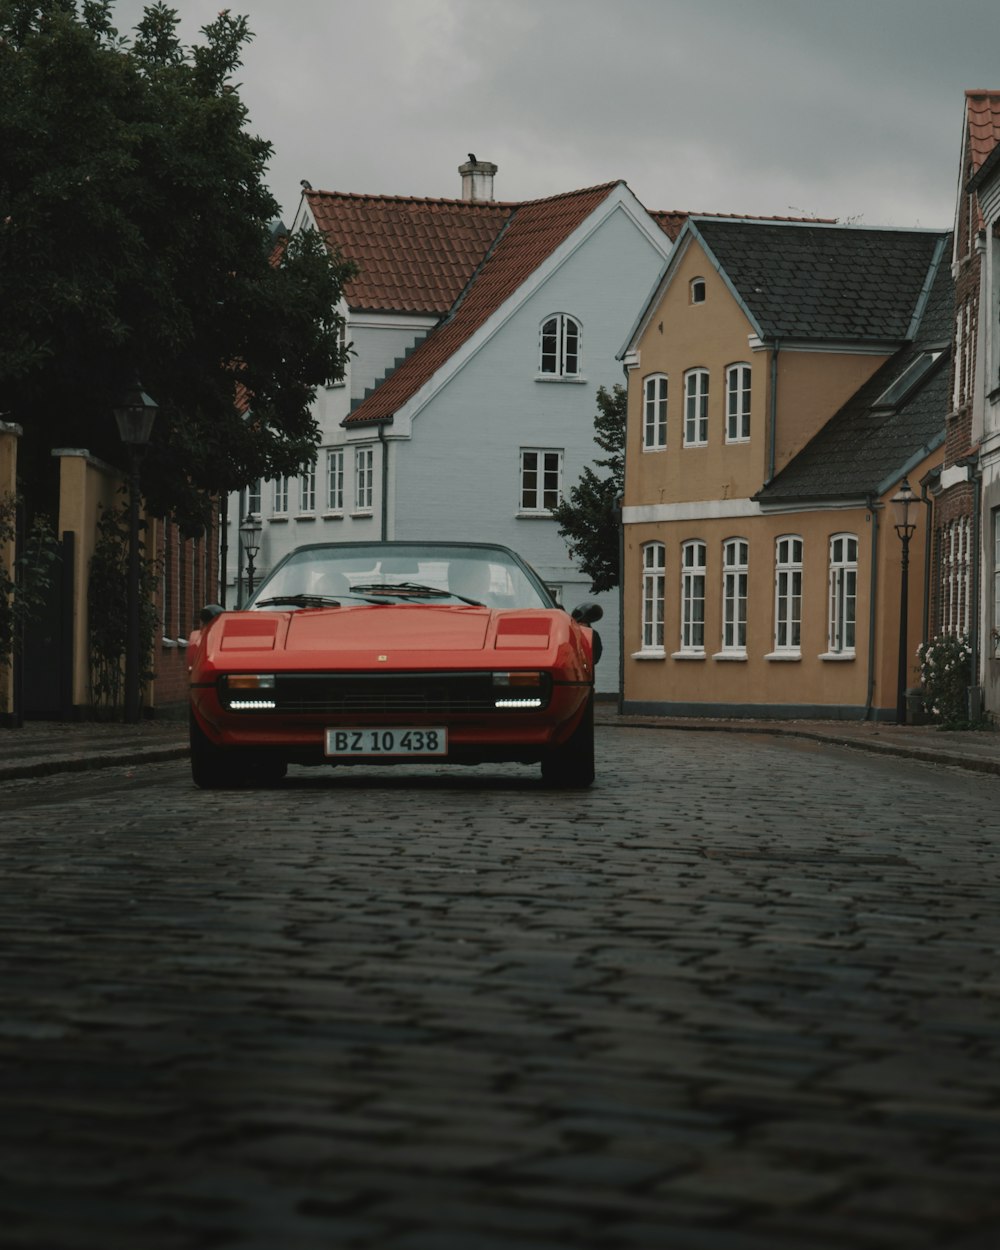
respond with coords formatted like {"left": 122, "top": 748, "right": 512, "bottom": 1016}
{"left": 300, "top": 179, "right": 312, "bottom": 190}
{"left": 468, "top": 154, "right": 476, "bottom": 163}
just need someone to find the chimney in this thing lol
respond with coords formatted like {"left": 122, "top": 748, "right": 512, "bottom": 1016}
{"left": 459, "top": 155, "right": 497, "bottom": 202}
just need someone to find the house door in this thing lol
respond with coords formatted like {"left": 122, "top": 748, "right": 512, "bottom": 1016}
{"left": 20, "top": 531, "right": 75, "bottom": 720}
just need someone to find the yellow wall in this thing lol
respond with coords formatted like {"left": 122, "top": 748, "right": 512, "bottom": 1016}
{"left": 622, "top": 234, "right": 937, "bottom": 719}
{"left": 54, "top": 450, "right": 122, "bottom": 709}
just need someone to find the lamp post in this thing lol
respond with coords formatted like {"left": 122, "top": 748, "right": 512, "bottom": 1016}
{"left": 239, "top": 513, "right": 262, "bottom": 603}
{"left": 892, "top": 478, "right": 918, "bottom": 724}
{"left": 113, "top": 382, "right": 158, "bottom": 724}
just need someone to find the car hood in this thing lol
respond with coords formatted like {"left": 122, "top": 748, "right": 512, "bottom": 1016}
{"left": 284, "top": 604, "right": 492, "bottom": 652}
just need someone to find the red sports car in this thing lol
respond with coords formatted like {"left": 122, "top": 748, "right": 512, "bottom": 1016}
{"left": 188, "top": 541, "right": 602, "bottom": 788}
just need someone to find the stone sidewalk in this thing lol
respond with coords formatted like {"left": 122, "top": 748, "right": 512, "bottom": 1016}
{"left": 1, "top": 705, "right": 998, "bottom": 783}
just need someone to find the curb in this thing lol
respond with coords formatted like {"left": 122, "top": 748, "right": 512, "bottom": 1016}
{"left": 0, "top": 744, "right": 190, "bottom": 783}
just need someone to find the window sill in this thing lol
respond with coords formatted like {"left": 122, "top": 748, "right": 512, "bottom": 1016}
{"left": 764, "top": 650, "right": 801, "bottom": 662}
{"left": 321, "top": 511, "right": 345, "bottom": 521}
{"left": 535, "top": 375, "right": 586, "bottom": 384}
{"left": 631, "top": 649, "right": 665, "bottom": 660}
{"left": 161, "top": 637, "right": 179, "bottom": 649}
{"left": 269, "top": 514, "right": 289, "bottom": 523}
{"left": 819, "top": 651, "right": 856, "bottom": 662}
{"left": 350, "top": 509, "right": 373, "bottom": 519}
{"left": 516, "top": 511, "right": 557, "bottom": 520}
{"left": 294, "top": 513, "right": 316, "bottom": 521}
{"left": 672, "top": 650, "right": 706, "bottom": 661}
{"left": 682, "top": 442, "right": 708, "bottom": 450}
{"left": 724, "top": 437, "right": 751, "bottom": 446}
{"left": 642, "top": 445, "right": 667, "bottom": 454}
{"left": 713, "top": 650, "right": 747, "bottom": 661}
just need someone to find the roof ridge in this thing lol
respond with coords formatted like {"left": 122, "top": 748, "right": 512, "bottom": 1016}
{"left": 305, "top": 183, "right": 622, "bottom": 211}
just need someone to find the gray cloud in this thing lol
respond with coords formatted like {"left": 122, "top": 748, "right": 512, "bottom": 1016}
{"left": 109, "top": 0, "right": 1000, "bottom": 225}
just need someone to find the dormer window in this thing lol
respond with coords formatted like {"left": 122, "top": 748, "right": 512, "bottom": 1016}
{"left": 690, "top": 278, "right": 706, "bottom": 305}
{"left": 539, "top": 314, "right": 581, "bottom": 378}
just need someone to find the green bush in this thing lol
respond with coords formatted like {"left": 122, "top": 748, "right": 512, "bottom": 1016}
{"left": 916, "top": 634, "right": 974, "bottom": 728}
{"left": 0, "top": 493, "right": 61, "bottom": 680}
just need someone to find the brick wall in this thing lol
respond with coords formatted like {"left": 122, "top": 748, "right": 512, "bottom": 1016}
{"left": 152, "top": 512, "right": 219, "bottom": 710}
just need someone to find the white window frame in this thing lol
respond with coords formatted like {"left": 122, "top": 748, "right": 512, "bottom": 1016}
{"left": 678, "top": 540, "right": 707, "bottom": 654}
{"left": 272, "top": 476, "right": 289, "bottom": 516}
{"left": 539, "top": 314, "right": 581, "bottom": 378}
{"left": 684, "top": 369, "right": 709, "bottom": 447}
{"left": 720, "top": 538, "right": 748, "bottom": 654}
{"left": 519, "top": 447, "right": 562, "bottom": 513}
{"left": 942, "top": 517, "right": 971, "bottom": 636}
{"left": 299, "top": 464, "right": 316, "bottom": 514}
{"left": 354, "top": 446, "right": 374, "bottom": 513}
{"left": 690, "top": 277, "right": 706, "bottom": 305}
{"left": 725, "top": 363, "right": 751, "bottom": 443}
{"left": 325, "top": 448, "right": 344, "bottom": 513}
{"left": 643, "top": 374, "right": 668, "bottom": 451}
{"left": 773, "top": 535, "right": 803, "bottom": 655}
{"left": 640, "top": 542, "right": 665, "bottom": 653}
{"left": 242, "top": 479, "right": 261, "bottom": 518}
{"left": 827, "top": 533, "right": 858, "bottom": 656}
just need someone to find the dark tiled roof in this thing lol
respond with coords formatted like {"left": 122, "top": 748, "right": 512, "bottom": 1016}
{"left": 692, "top": 220, "right": 945, "bottom": 343}
{"left": 756, "top": 234, "right": 953, "bottom": 505}
{"left": 344, "top": 182, "right": 625, "bottom": 426}
{"left": 305, "top": 190, "right": 514, "bottom": 315}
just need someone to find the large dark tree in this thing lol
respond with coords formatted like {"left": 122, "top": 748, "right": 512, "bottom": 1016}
{"left": 551, "top": 384, "right": 625, "bottom": 594}
{"left": 0, "top": 0, "right": 354, "bottom": 530}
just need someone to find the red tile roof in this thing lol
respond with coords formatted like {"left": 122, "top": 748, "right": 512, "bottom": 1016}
{"left": 305, "top": 190, "right": 513, "bottom": 315}
{"left": 965, "top": 90, "right": 1000, "bottom": 176}
{"left": 343, "top": 182, "right": 624, "bottom": 426}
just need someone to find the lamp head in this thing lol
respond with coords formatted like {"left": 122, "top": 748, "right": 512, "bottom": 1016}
{"left": 114, "top": 381, "right": 158, "bottom": 446}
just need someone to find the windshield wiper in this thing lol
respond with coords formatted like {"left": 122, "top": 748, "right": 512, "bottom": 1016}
{"left": 351, "top": 582, "right": 485, "bottom": 607}
{"left": 253, "top": 594, "right": 343, "bottom": 608}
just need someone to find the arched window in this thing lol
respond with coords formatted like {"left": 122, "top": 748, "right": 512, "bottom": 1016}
{"left": 690, "top": 277, "right": 706, "bottom": 304}
{"left": 774, "top": 535, "right": 803, "bottom": 652}
{"left": 722, "top": 538, "right": 749, "bottom": 652}
{"left": 725, "top": 363, "right": 751, "bottom": 442}
{"left": 680, "top": 540, "right": 707, "bottom": 652}
{"left": 684, "top": 369, "right": 709, "bottom": 446}
{"left": 828, "top": 534, "right": 858, "bottom": 655}
{"left": 643, "top": 374, "right": 668, "bottom": 450}
{"left": 539, "top": 314, "right": 581, "bottom": 378}
{"left": 641, "top": 543, "right": 665, "bottom": 651}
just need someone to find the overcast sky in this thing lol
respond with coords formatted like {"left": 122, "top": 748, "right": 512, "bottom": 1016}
{"left": 110, "top": 0, "right": 1000, "bottom": 228}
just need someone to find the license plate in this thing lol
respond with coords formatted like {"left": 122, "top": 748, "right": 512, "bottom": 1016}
{"left": 325, "top": 727, "right": 448, "bottom": 757}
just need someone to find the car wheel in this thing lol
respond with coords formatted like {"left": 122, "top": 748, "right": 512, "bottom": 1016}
{"left": 541, "top": 693, "right": 595, "bottom": 788}
{"left": 189, "top": 710, "right": 238, "bottom": 789}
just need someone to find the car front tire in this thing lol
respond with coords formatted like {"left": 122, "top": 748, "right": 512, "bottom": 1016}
{"left": 541, "top": 693, "right": 595, "bottom": 788}
{"left": 189, "top": 710, "right": 286, "bottom": 789}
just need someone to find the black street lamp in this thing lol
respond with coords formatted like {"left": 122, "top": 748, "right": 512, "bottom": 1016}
{"left": 114, "top": 382, "right": 158, "bottom": 724}
{"left": 892, "top": 478, "right": 918, "bottom": 724}
{"left": 239, "top": 513, "right": 262, "bottom": 603}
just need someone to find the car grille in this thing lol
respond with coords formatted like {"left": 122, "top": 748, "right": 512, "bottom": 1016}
{"left": 256, "top": 671, "right": 551, "bottom": 715}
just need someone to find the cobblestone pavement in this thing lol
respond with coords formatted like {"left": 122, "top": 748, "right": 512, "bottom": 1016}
{"left": 1, "top": 728, "right": 999, "bottom": 1249}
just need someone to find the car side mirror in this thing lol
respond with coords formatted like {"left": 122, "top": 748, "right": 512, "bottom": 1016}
{"left": 199, "top": 604, "right": 224, "bottom": 624}
{"left": 571, "top": 602, "right": 603, "bottom": 626}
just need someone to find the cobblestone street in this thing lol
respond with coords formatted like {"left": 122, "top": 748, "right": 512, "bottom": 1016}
{"left": 1, "top": 725, "right": 999, "bottom": 1249}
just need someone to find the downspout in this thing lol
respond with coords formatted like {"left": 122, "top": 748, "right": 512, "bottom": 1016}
{"left": 767, "top": 340, "right": 781, "bottom": 483}
{"left": 378, "top": 423, "right": 389, "bottom": 541}
{"left": 919, "top": 476, "right": 935, "bottom": 647}
{"left": 863, "top": 496, "right": 880, "bottom": 720}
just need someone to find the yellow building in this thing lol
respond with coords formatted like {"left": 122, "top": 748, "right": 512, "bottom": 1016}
{"left": 621, "top": 218, "right": 952, "bottom": 720}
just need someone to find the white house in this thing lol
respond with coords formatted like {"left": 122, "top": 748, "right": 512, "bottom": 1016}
{"left": 226, "top": 160, "right": 676, "bottom": 692}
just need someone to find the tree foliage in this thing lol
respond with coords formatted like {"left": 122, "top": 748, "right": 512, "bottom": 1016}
{"left": 0, "top": 1, "right": 355, "bottom": 530}
{"left": 551, "top": 384, "right": 625, "bottom": 594}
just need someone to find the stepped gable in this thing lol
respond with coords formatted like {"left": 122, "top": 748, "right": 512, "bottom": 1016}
{"left": 965, "top": 90, "right": 1000, "bottom": 176}
{"left": 344, "top": 182, "right": 622, "bottom": 426}
{"left": 305, "top": 189, "right": 512, "bottom": 316}
{"left": 694, "top": 219, "right": 945, "bottom": 344}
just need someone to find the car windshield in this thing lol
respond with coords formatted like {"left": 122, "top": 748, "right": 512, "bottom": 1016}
{"left": 248, "top": 542, "right": 554, "bottom": 612}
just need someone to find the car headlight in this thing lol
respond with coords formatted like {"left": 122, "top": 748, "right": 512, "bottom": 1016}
{"left": 493, "top": 671, "right": 544, "bottom": 708}
{"left": 222, "top": 674, "right": 277, "bottom": 710}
